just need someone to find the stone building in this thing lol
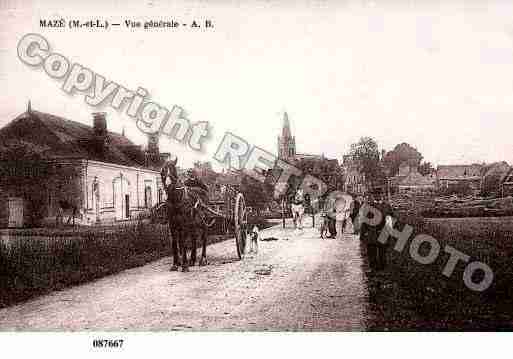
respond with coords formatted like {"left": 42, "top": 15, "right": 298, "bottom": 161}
{"left": 389, "top": 162, "right": 436, "bottom": 193}
{"left": 0, "top": 105, "right": 168, "bottom": 227}
{"left": 436, "top": 164, "right": 483, "bottom": 195}
{"left": 341, "top": 154, "right": 366, "bottom": 195}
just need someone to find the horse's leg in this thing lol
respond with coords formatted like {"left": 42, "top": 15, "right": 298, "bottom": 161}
{"left": 181, "top": 232, "right": 189, "bottom": 272}
{"left": 199, "top": 226, "right": 208, "bottom": 266}
{"left": 190, "top": 226, "right": 197, "bottom": 266}
{"left": 170, "top": 227, "right": 180, "bottom": 271}
{"left": 253, "top": 232, "right": 258, "bottom": 254}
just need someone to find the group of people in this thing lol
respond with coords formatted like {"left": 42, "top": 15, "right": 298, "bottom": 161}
{"left": 320, "top": 193, "right": 394, "bottom": 272}
{"left": 320, "top": 194, "right": 361, "bottom": 239}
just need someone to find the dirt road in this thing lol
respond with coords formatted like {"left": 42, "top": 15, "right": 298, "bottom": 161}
{"left": 0, "top": 217, "right": 376, "bottom": 331}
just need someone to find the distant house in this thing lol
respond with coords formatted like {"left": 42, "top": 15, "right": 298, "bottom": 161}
{"left": 500, "top": 167, "right": 513, "bottom": 197}
{"left": 436, "top": 164, "right": 483, "bottom": 195}
{"left": 0, "top": 105, "right": 169, "bottom": 227}
{"left": 389, "top": 162, "right": 414, "bottom": 189}
{"left": 390, "top": 162, "right": 436, "bottom": 193}
{"left": 342, "top": 154, "right": 366, "bottom": 195}
{"left": 481, "top": 161, "right": 511, "bottom": 197}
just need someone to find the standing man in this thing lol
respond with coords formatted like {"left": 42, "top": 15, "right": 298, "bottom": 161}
{"left": 291, "top": 189, "right": 305, "bottom": 230}
{"left": 350, "top": 195, "right": 362, "bottom": 234}
{"left": 375, "top": 199, "right": 394, "bottom": 271}
{"left": 360, "top": 195, "right": 380, "bottom": 271}
{"left": 324, "top": 195, "right": 337, "bottom": 238}
{"left": 184, "top": 168, "right": 209, "bottom": 194}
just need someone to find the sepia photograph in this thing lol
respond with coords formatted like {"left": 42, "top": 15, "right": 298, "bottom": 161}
{"left": 0, "top": 0, "right": 512, "bottom": 355}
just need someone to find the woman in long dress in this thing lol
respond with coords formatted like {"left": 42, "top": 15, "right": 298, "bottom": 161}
{"left": 334, "top": 193, "right": 353, "bottom": 239}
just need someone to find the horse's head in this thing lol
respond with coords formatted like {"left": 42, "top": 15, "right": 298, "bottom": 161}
{"left": 160, "top": 156, "right": 179, "bottom": 196}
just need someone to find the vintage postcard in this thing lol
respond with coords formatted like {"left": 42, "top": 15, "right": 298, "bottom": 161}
{"left": 0, "top": 0, "right": 512, "bottom": 355}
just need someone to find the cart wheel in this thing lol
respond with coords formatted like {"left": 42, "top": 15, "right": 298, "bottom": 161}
{"left": 234, "top": 193, "right": 248, "bottom": 259}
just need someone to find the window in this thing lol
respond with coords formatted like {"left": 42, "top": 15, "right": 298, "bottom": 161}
{"left": 144, "top": 186, "right": 152, "bottom": 208}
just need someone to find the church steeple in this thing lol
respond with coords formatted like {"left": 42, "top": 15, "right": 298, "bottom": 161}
{"left": 277, "top": 111, "right": 296, "bottom": 161}
{"left": 282, "top": 112, "right": 291, "bottom": 138}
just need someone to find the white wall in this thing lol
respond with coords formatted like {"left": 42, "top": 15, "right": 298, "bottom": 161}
{"left": 82, "top": 160, "right": 163, "bottom": 224}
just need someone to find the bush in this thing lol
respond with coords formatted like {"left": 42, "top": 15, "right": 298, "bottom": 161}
{"left": 377, "top": 214, "right": 513, "bottom": 330}
{"left": 437, "top": 181, "right": 472, "bottom": 197}
{"left": 0, "top": 222, "right": 171, "bottom": 307}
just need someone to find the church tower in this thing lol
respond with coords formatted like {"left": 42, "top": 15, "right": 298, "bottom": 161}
{"left": 277, "top": 112, "right": 296, "bottom": 161}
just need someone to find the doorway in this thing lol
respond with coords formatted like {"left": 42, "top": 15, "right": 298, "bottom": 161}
{"left": 125, "top": 194, "right": 130, "bottom": 219}
{"left": 113, "top": 175, "right": 131, "bottom": 221}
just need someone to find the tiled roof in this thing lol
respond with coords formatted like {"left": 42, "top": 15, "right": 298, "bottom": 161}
{"left": 436, "top": 164, "right": 483, "bottom": 179}
{"left": 0, "top": 110, "right": 150, "bottom": 168}
{"left": 398, "top": 171, "right": 436, "bottom": 187}
{"left": 480, "top": 161, "right": 511, "bottom": 182}
{"left": 501, "top": 168, "right": 513, "bottom": 184}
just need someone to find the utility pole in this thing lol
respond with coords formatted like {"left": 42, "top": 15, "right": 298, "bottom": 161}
{"left": 387, "top": 177, "right": 391, "bottom": 202}
{"left": 281, "top": 197, "right": 286, "bottom": 228}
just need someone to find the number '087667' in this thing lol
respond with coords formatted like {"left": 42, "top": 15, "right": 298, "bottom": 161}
{"left": 92, "top": 339, "right": 124, "bottom": 348}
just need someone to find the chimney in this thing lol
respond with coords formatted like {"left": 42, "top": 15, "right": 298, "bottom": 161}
{"left": 147, "top": 133, "right": 159, "bottom": 156}
{"left": 92, "top": 112, "right": 107, "bottom": 137}
{"left": 160, "top": 152, "right": 171, "bottom": 163}
{"left": 144, "top": 134, "right": 161, "bottom": 168}
{"left": 92, "top": 112, "right": 108, "bottom": 154}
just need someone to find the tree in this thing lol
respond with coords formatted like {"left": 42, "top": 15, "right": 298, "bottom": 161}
{"left": 418, "top": 162, "right": 435, "bottom": 176}
{"left": 383, "top": 143, "right": 423, "bottom": 176}
{"left": 240, "top": 175, "right": 273, "bottom": 215}
{"left": 349, "top": 137, "right": 385, "bottom": 190}
{"left": 481, "top": 162, "right": 510, "bottom": 197}
{"left": 294, "top": 157, "right": 344, "bottom": 191}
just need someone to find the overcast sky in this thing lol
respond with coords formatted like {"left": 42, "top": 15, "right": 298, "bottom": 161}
{"left": 1, "top": 0, "right": 513, "bottom": 169}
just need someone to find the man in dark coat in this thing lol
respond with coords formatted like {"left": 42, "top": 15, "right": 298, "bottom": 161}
{"left": 323, "top": 195, "right": 337, "bottom": 238}
{"left": 184, "top": 169, "right": 209, "bottom": 194}
{"left": 359, "top": 196, "right": 378, "bottom": 271}
{"left": 360, "top": 196, "right": 393, "bottom": 271}
{"left": 374, "top": 199, "right": 394, "bottom": 270}
{"left": 350, "top": 195, "right": 361, "bottom": 234}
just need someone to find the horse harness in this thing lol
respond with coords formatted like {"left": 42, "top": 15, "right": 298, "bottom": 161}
{"left": 167, "top": 180, "right": 215, "bottom": 227}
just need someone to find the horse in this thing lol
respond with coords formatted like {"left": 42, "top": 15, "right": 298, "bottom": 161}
{"left": 290, "top": 188, "right": 305, "bottom": 230}
{"left": 160, "top": 158, "right": 211, "bottom": 272}
{"left": 56, "top": 199, "right": 78, "bottom": 226}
